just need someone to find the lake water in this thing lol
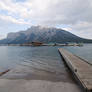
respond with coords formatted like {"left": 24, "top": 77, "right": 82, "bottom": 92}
{"left": 0, "top": 46, "right": 64, "bottom": 73}
{"left": 0, "top": 44, "right": 92, "bottom": 78}
{"left": 63, "top": 44, "right": 92, "bottom": 64}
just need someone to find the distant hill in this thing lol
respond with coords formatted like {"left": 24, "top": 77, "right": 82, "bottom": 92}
{"left": 0, "top": 26, "right": 92, "bottom": 44}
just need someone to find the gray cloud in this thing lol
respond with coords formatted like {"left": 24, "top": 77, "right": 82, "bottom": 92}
{"left": 0, "top": 0, "right": 92, "bottom": 39}
{"left": 29, "top": 0, "right": 92, "bottom": 25}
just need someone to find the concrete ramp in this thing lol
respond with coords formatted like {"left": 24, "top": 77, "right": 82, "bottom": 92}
{"left": 58, "top": 48, "right": 92, "bottom": 92}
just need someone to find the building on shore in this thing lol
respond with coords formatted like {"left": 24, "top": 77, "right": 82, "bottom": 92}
{"left": 31, "top": 42, "right": 43, "bottom": 46}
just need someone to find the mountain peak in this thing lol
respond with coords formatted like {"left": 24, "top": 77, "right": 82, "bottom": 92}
{"left": 0, "top": 26, "right": 92, "bottom": 44}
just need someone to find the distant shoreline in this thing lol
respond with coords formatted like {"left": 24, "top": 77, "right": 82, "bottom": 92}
{"left": 0, "top": 43, "right": 83, "bottom": 47}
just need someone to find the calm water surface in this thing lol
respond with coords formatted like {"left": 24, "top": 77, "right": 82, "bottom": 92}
{"left": 0, "top": 44, "right": 92, "bottom": 72}
{"left": 0, "top": 46, "right": 64, "bottom": 73}
{"left": 63, "top": 44, "right": 92, "bottom": 64}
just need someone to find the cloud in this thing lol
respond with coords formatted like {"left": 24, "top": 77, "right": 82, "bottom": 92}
{"left": 0, "top": 34, "right": 6, "bottom": 40}
{"left": 0, "top": 0, "right": 92, "bottom": 25}
{"left": 0, "top": 14, "right": 30, "bottom": 24}
{"left": 0, "top": 0, "right": 92, "bottom": 39}
{"left": 70, "top": 21, "right": 92, "bottom": 39}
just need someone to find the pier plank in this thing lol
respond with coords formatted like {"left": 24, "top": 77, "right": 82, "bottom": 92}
{"left": 58, "top": 48, "right": 92, "bottom": 92}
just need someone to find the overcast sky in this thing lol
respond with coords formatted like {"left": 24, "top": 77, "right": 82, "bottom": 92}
{"left": 0, "top": 0, "right": 92, "bottom": 39}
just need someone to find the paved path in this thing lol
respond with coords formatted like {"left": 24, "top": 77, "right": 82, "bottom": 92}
{"left": 0, "top": 79, "right": 82, "bottom": 92}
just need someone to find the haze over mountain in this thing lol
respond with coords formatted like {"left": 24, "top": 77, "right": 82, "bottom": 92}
{"left": 0, "top": 26, "right": 92, "bottom": 44}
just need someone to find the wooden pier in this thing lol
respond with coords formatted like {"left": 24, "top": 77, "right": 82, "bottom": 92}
{"left": 58, "top": 48, "right": 92, "bottom": 92}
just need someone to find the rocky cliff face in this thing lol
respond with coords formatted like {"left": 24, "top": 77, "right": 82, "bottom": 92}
{"left": 0, "top": 26, "right": 92, "bottom": 44}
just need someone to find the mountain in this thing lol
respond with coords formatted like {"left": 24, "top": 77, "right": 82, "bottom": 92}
{"left": 0, "top": 26, "right": 92, "bottom": 44}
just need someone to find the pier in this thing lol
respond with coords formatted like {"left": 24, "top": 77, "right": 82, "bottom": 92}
{"left": 58, "top": 48, "right": 92, "bottom": 92}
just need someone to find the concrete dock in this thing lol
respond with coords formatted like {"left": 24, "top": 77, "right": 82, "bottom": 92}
{"left": 58, "top": 48, "right": 92, "bottom": 92}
